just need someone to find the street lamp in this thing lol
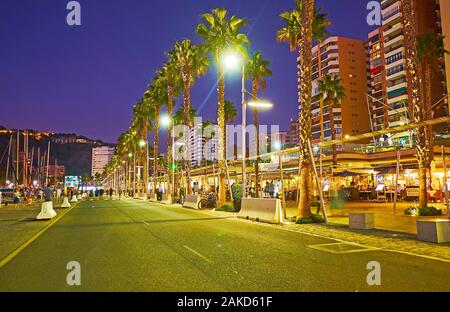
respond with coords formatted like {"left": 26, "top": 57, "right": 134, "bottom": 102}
{"left": 160, "top": 114, "right": 176, "bottom": 199}
{"left": 222, "top": 51, "right": 274, "bottom": 198}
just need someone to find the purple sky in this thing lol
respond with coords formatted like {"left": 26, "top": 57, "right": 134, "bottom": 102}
{"left": 0, "top": 0, "right": 373, "bottom": 147}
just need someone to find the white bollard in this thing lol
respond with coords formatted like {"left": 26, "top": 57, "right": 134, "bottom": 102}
{"left": 61, "top": 197, "right": 71, "bottom": 208}
{"left": 77, "top": 194, "right": 82, "bottom": 200}
{"left": 70, "top": 196, "right": 78, "bottom": 203}
{"left": 36, "top": 201, "right": 57, "bottom": 220}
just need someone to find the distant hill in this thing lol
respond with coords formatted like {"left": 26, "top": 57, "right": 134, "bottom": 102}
{"left": 0, "top": 128, "right": 115, "bottom": 178}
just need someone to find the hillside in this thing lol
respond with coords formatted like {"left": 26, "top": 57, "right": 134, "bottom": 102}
{"left": 0, "top": 128, "right": 115, "bottom": 178}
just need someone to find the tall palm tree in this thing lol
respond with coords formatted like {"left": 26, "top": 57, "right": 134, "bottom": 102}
{"left": 132, "top": 99, "right": 152, "bottom": 196}
{"left": 145, "top": 74, "right": 168, "bottom": 191}
{"left": 417, "top": 32, "right": 449, "bottom": 163}
{"left": 245, "top": 52, "right": 272, "bottom": 197}
{"left": 202, "top": 119, "right": 216, "bottom": 166}
{"left": 173, "top": 39, "right": 209, "bottom": 194}
{"left": 277, "top": 0, "right": 317, "bottom": 218}
{"left": 318, "top": 74, "right": 346, "bottom": 166}
{"left": 160, "top": 53, "right": 182, "bottom": 197}
{"left": 401, "top": 0, "right": 428, "bottom": 208}
{"left": 196, "top": 7, "right": 249, "bottom": 207}
{"left": 224, "top": 99, "right": 237, "bottom": 159}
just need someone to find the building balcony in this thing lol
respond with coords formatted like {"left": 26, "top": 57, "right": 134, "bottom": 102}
{"left": 387, "top": 81, "right": 407, "bottom": 93}
{"left": 386, "top": 68, "right": 406, "bottom": 81}
{"left": 383, "top": 22, "right": 403, "bottom": 38}
{"left": 387, "top": 94, "right": 408, "bottom": 105}
{"left": 383, "top": 9, "right": 402, "bottom": 26}
{"left": 388, "top": 106, "right": 408, "bottom": 116}
{"left": 385, "top": 46, "right": 404, "bottom": 60}
{"left": 384, "top": 35, "right": 404, "bottom": 50}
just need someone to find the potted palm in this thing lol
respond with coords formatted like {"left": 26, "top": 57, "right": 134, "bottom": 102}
{"left": 231, "top": 184, "right": 243, "bottom": 212}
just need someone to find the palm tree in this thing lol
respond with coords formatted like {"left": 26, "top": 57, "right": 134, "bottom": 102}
{"left": 417, "top": 32, "right": 449, "bottom": 163}
{"left": 318, "top": 74, "right": 346, "bottom": 166}
{"left": 277, "top": 0, "right": 318, "bottom": 218}
{"left": 401, "top": 0, "right": 428, "bottom": 208}
{"left": 196, "top": 7, "right": 249, "bottom": 206}
{"left": 245, "top": 52, "right": 272, "bottom": 197}
{"left": 160, "top": 53, "right": 182, "bottom": 197}
{"left": 145, "top": 74, "right": 168, "bottom": 191}
{"left": 172, "top": 39, "right": 209, "bottom": 194}
{"left": 224, "top": 100, "right": 237, "bottom": 159}
{"left": 132, "top": 100, "right": 152, "bottom": 196}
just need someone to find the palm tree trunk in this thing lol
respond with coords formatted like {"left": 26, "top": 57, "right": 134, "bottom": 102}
{"left": 154, "top": 107, "right": 160, "bottom": 190}
{"left": 424, "top": 64, "right": 434, "bottom": 161}
{"left": 143, "top": 120, "right": 149, "bottom": 196}
{"left": 252, "top": 80, "right": 260, "bottom": 198}
{"left": 217, "top": 66, "right": 227, "bottom": 207}
{"left": 183, "top": 72, "right": 193, "bottom": 195}
{"left": 330, "top": 99, "right": 337, "bottom": 166}
{"left": 297, "top": 0, "right": 314, "bottom": 218}
{"left": 401, "top": 0, "right": 429, "bottom": 208}
{"left": 167, "top": 84, "right": 174, "bottom": 196}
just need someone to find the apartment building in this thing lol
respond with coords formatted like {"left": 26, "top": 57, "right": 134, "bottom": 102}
{"left": 187, "top": 122, "right": 219, "bottom": 167}
{"left": 368, "top": 0, "right": 447, "bottom": 140}
{"left": 307, "top": 36, "right": 370, "bottom": 146}
{"left": 439, "top": 0, "right": 450, "bottom": 103}
{"left": 91, "top": 146, "right": 115, "bottom": 176}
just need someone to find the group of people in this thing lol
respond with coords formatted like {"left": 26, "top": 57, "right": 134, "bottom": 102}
{"left": 6, "top": 185, "right": 60, "bottom": 208}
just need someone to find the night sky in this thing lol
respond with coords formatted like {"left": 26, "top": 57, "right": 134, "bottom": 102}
{"left": 0, "top": 0, "right": 373, "bottom": 147}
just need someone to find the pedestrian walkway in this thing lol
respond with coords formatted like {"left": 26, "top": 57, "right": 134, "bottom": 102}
{"left": 281, "top": 223, "right": 450, "bottom": 263}
{"left": 186, "top": 203, "right": 450, "bottom": 263}
{"left": 286, "top": 201, "right": 449, "bottom": 234}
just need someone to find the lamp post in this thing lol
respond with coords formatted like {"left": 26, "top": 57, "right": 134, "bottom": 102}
{"left": 160, "top": 114, "right": 175, "bottom": 199}
{"left": 221, "top": 51, "right": 274, "bottom": 198}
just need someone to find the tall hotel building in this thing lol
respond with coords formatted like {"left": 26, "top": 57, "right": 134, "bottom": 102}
{"left": 307, "top": 36, "right": 370, "bottom": 146}
{"left": 367, "top": 0, "right": 448, "bottom": 139}
{"left": 439, "top": 0, "right": 450, "bottom": 103}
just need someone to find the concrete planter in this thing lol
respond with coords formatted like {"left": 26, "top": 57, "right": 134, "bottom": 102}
{"left": 417, "top": 220, "right": 450, "bottom": 243}
{"left": 349, "top": 213, "right": 375, "bottom": 230}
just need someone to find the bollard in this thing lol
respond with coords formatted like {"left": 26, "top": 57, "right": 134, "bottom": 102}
{"left": 61, "top": 197, "right": 71, "bottom": 208}
{"left": 36, "top": 201, "right": 57, "bottom": 220}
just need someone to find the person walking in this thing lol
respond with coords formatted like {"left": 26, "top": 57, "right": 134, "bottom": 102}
{"left": 13, "top": 188, "right": 21, "bottom": 208}
{"left": 108, "top": 188, "right": 113, "bottom": 200}
{"left": 269, "top": 181, "right": 275, "bottom": 198}
{"left": 43, "top": 184, "right": 53, "bottom": 203}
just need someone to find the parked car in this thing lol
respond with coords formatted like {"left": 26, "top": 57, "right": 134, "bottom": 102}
{"left": 0, "top": 188, "right": 14, "bottom": 206}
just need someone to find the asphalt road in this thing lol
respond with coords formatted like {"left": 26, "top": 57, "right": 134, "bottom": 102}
{"left": 0, "top": 199, "right": 449, "bottom": 292}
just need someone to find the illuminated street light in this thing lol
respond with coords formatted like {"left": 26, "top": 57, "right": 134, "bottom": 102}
{"left": 139, "top": 140, "right": 146, "bottom": 148}
{"left": 160, "top": 114, "right": 172, "bottom": 128}
{"left": 221, "top": 51, "right": 242, "bottom": 71}
{"left": 273, "top": 141, "right": 282, "bottom": 151}
{"left": 128, "top": 153, "right": 133, "bottom": 158}
{"left": 248, "top": 101, "right": 274, "bottom": 110}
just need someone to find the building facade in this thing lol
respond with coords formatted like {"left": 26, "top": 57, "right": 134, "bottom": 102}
{"left": 91, "top": 146, "right": 115, "bottom": 176}
{"left": 440, "top": 0, "right": 450, "bottom": 105}
{"left": 367, "top": 0, "right": 448, "bottom": 141}
{"left": 307, "top": 36, "right": 370, "bottom": 147}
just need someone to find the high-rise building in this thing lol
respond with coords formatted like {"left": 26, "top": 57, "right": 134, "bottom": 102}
{"left": 439, "top": 0, "right": 450, "bottom": 104}
{"left": 187, "top": 122, "right": 219, "bottom": 167}
{"left": 286, "top": 118, "right": 300, "bottom": 147}
{"left": 308, "top": 36, "right": 370, "bottom": 145}
{"left": 91, "top": 146, "right": 115, "bottom": 176}
{"left": 250, "top": 130, "right": 288, "bottom": 157}
{"left": 367, "top": 0, "right": 447, "bottom": 140}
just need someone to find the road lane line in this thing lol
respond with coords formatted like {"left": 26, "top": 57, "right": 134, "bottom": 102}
{"left": 183, "top": 245, "right": 213, "bottom": 264}
{"left": 0, "top": 202, "right": 79, "bottom": 269}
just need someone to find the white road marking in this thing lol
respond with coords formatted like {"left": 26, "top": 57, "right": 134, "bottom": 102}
{"left": 183, "top": 245, "right": 213, "bottom": 264}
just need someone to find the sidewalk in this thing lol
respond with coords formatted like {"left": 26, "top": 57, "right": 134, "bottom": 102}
{"left": 182, "top": 203, "right": 450, "bottom": 263}
{"left": 286, "top": 201, "right": 449, "bottom": 234}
